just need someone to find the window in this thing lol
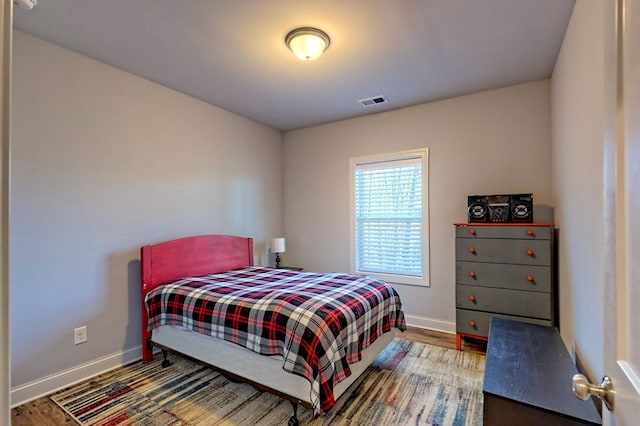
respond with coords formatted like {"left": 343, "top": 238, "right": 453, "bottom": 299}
{"left": 350, "top": 149, "right": 429, "bottom": 287}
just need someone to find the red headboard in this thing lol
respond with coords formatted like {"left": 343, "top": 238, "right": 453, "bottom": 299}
{"left": 140, "top": 234, "right": 254, "bottom": 362}
{"left": 141, "top": 234, "right": 254, "bottom": 294}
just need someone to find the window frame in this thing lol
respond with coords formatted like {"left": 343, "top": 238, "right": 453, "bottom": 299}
{"left": 349, "top": 148, "right": 430, "bottom": 287}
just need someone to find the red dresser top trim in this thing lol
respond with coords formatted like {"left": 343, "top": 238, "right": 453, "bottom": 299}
{"left": 454, "top": 223, "right": 554, "bottom": 227}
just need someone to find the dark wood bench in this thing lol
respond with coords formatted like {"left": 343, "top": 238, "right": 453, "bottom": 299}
{"left": 483, "top": 317, "right": 601, "bottom": 425}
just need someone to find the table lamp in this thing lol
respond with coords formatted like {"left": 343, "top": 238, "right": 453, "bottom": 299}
{"left": 271, "top": 237, "right": 286, "bottom": 268}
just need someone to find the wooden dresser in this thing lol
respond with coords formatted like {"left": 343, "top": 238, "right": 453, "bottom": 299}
{"left": 454, "top": 223, "right": 556, "bottom": 350}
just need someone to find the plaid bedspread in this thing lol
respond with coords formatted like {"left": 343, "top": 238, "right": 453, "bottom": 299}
{"left": 144, "top": 267, "right": 406, "bottom": 415}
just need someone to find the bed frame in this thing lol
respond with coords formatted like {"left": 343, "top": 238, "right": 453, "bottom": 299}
{"left": 140, "top": 234, "right": 395, "bottom": 424}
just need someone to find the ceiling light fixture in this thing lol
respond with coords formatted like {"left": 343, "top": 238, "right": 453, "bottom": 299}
{"left": 285, "top": 27, "right": 330, "bottom": 61}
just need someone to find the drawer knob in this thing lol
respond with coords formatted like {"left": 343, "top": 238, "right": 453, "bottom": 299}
{"left": 527, "top": 275, "right": 534, "bottom": 282}
{"left": 469, "top": 321, "right": 476, "bottom": 327}
{"left": 469, "top": 295, "right": 476, "bottom": 302}
{"left": 469, "top": 271, "right": 476, "bottom": 278}
{"left": 527, "top": 230, "right": 534, "bottom": 236}
{"left": 469, "top": 247, "right": 476, "bottom": 254}
{"left": 469, "top": 229, "right": 476, "bottom": 235}
{"left": 526, "top": 249, "right": 534, "bottom": 256}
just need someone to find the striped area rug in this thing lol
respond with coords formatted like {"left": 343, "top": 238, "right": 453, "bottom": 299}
{"left": 51, "top": 339, "right": 485, "bottom": 425}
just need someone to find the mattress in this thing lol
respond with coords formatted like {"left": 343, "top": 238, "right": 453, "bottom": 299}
{"left": 151, "top": 324, "right": 395, "bottom": 405}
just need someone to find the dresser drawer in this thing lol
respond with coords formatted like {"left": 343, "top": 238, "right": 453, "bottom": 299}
{"left": 456, "top": 225, "right": 553, "bottom": 240}
{"left": 456, "top": 285, "right": 551, "bottom": 319}
{"left": 456, "top": 238, "right": 551, "bottom": 266}
{"left": 456, "top": 261, "right": 551, "bottom": 292}
{"left": 456, "top": 309, "right": 553, "bottom": 338}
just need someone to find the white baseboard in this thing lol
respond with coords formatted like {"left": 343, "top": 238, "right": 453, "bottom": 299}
{"left": 11, "top": 316, "right": 455, "bottom": 408}
{"left": 404, "top": 314, "right": 455, "bottom": 334}
{"left": 11, "top": 345, "right": 143, "bottom": 408}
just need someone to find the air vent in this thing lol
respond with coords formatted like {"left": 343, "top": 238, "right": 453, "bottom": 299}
{"left": 358, "top": 95, "right": 388, "bottom": 107}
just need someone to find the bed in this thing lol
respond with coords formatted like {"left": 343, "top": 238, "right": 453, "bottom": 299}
{"left": 140, "top": 234, "right": 406, "bottom": 424}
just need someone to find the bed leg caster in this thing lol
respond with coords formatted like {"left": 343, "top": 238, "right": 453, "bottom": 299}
{"left": 287, "top": 402, "right": 299, "bottom": 426}
{"left": 161, "top": 350, "right": 171, "bottom": 368}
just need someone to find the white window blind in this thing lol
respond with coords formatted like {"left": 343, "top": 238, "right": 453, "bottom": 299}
{"left": 353, "top": 154, "right": 426, "bottom": 281}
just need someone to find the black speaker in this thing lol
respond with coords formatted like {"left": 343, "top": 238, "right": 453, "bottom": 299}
{"left": 467, "top": 195, "right": 489, "bottom": 222}
{"left": 509, "top": 193, "right": 534, "bottom": 223}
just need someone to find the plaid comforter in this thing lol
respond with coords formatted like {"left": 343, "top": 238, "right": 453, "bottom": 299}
{"left": 144, "top": 267, "right": 406, "bottom": 415}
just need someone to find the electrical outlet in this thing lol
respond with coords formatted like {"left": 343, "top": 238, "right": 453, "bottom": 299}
{"left": 74, "top": 326, "right": 87, "bottom": 345}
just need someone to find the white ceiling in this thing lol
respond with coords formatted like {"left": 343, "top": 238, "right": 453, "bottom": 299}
{"left": 13, "top": 0, "right": 576, "bottom": 132}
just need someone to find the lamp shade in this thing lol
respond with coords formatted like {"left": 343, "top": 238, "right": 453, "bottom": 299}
{"left": 271, "top": 237, "right": 286, "bottom": 253}
{"left": 285, "top": 27, "right": 330, "bottom": 61}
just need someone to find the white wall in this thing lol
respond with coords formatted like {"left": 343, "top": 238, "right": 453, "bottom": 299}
{"left": 283, "top": 80, "right": 553, "bottom": 330}
{"left": 10, "top": 32, "right": 283, "bottom": 403}
{"left": 551, "top": 1, "right": 605, "bottom": 377}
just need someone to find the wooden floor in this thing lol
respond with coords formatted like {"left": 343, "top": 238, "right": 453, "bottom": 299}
{"left": 11, "top": 327, "right": 486, "bottom": 425}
